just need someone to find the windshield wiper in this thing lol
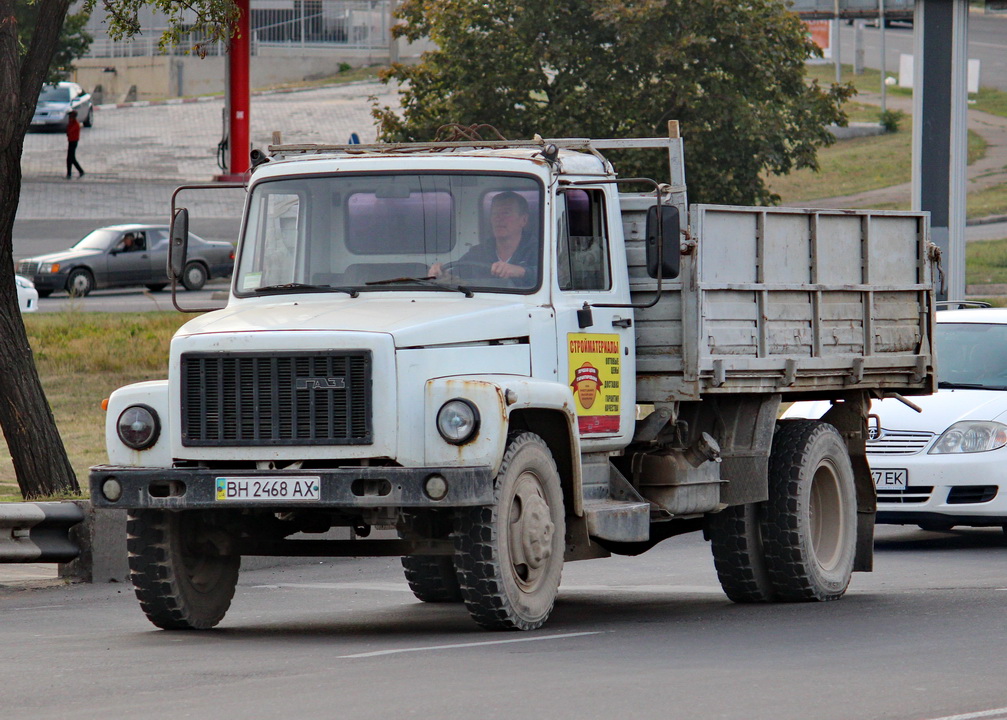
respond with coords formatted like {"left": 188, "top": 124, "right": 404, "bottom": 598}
{"left": 252, "top": 282, "right": 359, "bottom": 297}
{"left": 937, "top": 381, "right": 1007, "bottom": 390}
{"left": 365, "top": 276, "right": 474, "bottom": 298}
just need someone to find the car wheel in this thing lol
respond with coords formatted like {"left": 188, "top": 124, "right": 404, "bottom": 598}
{"left": 66, "top": 268, "right": 94, "bottom": 297}
{"left": 145, "top": 283, "right": 167, "bottom": 293}
{"left": 83, "top": 107, "right": 93, "bottom": 128}
{"left": 37, "top": 289, "right": 52, "bottom": 298}
{"left": 182, "top": 262, "right": 207, "bottom": 291}
{"left": 918, "top": 521, "right": 954, "bottom": 533}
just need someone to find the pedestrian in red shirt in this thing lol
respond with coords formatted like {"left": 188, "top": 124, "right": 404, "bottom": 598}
{"left": 65, "top": 110, "right": 84, "bottom": 179}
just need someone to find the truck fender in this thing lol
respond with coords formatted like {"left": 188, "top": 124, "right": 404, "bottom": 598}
{"left": 424, "top": 375, "right": 583, "bottom": 515}
{"left": 104, "top": 380, "right": 171, "bottom": 467}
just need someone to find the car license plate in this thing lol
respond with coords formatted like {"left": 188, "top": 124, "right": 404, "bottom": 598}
{"left": 215, "top": 476, "right": 321, "bottom": 501}
{"left": 872, "top": 468, "right": 908, "bottom": 489}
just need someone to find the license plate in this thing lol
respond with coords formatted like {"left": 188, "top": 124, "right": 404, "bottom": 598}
{"left": 215, "top": 476, "right": 321, "bottom": 501}
{"left": 872, "top": 468, "right": 908, "bottom": 489}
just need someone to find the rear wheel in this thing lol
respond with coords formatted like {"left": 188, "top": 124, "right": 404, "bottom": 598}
{"left": 145, "top": 283, "right": 167, "bottom": 292}
{"left": 762, "top": 420, "right": 857, "bottom": 602}
{"left": 66, "top": 268, "right": 93, "bottom": 297}
{"left": 454, "top": 432, "right": 565, "bottom": 630}
{"left": 83, "top": 107, "right": 93, "bottom": 127}
{"left": 127, "top": 510, "right": 239, "bottom": 630}
{"left": 708, "top": 503, "right": 775, "bottom": 603}
{"left": 182, "top": 262, "right": 207, "bottom": 291}
{"left": 37, "top": 289, "right": 52, "bottom": 298}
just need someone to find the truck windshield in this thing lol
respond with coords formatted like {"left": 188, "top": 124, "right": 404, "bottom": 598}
{"left": 936, "top": 323, "right": 1007, "bottom": 390}
{"left": 235, "top": 173, "right": 543, "bottom": 296}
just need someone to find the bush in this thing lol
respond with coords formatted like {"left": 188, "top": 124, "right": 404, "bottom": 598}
{"left": 880, "top": 109, "right": 905, "bottom": 133}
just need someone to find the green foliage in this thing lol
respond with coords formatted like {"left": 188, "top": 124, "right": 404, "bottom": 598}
{"left": 879, "top": 109, "right": 904, "bottom": 134}
{"left": 80, "top": 0, "right": 238, "bottom": 56}
{"left": 14, "top": 5, "right": 93, "bottom": 83}
{"left": 373, "top": 0, "right": 853, "bottom": 205}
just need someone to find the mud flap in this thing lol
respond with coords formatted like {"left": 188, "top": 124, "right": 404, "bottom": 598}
{"left": 821, "top": 391, "right": 874, "bottom": 573}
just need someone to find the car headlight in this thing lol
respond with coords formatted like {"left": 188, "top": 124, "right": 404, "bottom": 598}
{"left": 39, "top": 263, "right": 61, "bottom": 274}
{"left": 15, "top": 276, "right": 34, "bottom": 289}
{"left": 436, "top": 399, "right": 480, "bottom": 445}
{"left": 117, "top": 404, "right": 161, "bottom": 450}
{"left": 929, "top": 421, "right": 1007, "bottom": 454}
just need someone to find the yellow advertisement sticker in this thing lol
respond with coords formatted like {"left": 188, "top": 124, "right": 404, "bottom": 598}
{"left": 568, "top": 333, "right": 621, "bottom": 434}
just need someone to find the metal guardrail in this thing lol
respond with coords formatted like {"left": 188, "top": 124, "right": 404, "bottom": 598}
{"left": 0, "top": 502, "right": 84, "bottom": 563}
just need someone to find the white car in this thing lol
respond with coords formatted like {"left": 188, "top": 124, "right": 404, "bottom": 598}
{"left": 786, "top": 306, "right": 1007, "bottom": 534}
{"left": 16, "top": 274, "right": 38, "bottom": 313}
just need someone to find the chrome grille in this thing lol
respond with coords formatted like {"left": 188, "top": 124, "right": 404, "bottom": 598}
{"left": 181, "top": 351, "right": 371, "bottom": 447}
{"left": 877, "top": 486, "right": 933, "bottom": 504}
{"left": 867, "top": 429, "right": 934, "bottom": 455}
{"left": 17, "top": 261, "right": 40, "bottom": 275}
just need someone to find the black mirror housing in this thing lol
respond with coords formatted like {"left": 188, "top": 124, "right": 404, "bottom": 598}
{"left": 169, "top": 208, "right": 189, "bottom": 281}
{"left": 645, "top": 204, "right": 681, "bottom": 280}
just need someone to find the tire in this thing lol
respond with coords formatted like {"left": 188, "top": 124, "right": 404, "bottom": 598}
{"left": 762, "top": 419, "right": 857, "bottom": 602}
{"left": 66, "top": 268, "right": 93, "bottom": 297}
{"left": 401, "top": 556, "right": 463, "bottom": 603}
{"left": 400, "top": 510, "right": 463, "bottom": 603}
{"left": 36, "top": 289, "right": 52, "bottom": 298}
{"left": 145, "top": 283, "right": 168, "bottom": 292}
{"left": 708, "top": 503, "right": 775, "bottom": 603}
{"left": 127, "top": 510, "right": 240, "bottom": 630}
{"left": 83, "top": 107, "right": 93, "bottom": 127}
{"left": 918, "top": 521, "right": 954, "bottom": 532}
{"left": 454, "top": 432, "right": 565, "bottom": 630}
{"left": 182, "top": 262, "right": 208, "bottom": 291}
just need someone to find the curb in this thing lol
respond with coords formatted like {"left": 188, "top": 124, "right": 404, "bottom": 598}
{"left": 94, "top": 77, "right": 384, "bottom": 113}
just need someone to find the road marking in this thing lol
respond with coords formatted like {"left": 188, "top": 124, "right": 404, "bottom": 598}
{"left": 922, "top": 708, "right": 1007, "bottom": 720}
{"left": 339, "top": 631, "right": 603, "bottom": 659}
{"left": 251, "top": 582, "right": 412, "bottom": 592}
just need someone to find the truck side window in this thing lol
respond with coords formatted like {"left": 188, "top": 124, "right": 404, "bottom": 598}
{"left": 557, "top": 189, "right": 611, "bottom": 291}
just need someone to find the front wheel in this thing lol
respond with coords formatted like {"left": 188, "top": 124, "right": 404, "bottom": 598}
{"left": 454, "top": 432, "right": 565, "bottom": 630}
{"left": 182, "top": 262, "right": 208, "bottom": 291}
{"left": 127, "top": 510, "right": 240, "bottom": 630}
{"left": 66, "top": 268, "right": 93, "bottom": 297}
{"left": 145, "top": 283, "right": 167, "bottom": 292}
{"left": 762, "top": 420, "right": 857, "bottom": 602}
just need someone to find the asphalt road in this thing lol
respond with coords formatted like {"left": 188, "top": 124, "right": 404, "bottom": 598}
{"left": 3, "top": 525, "right": 1006, "bottom": 720}
{"left": 835, "top": 12, "right": 1007, "bottom": 89}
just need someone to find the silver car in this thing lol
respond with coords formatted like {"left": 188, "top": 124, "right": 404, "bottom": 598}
{"left": 31, "top": 82, "right": 93, "bottom": 130}
{"left": 16, "top": 224, "right": 235, "bottom": 297}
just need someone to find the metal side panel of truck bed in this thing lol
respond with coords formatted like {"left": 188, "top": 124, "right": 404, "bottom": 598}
{"left": 624, "top": 202, "right": 935, "bottom": 403}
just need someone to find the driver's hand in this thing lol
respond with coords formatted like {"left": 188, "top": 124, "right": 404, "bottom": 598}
{"left": 428, "top": 262, "right": 444, "bottom": 278}
{"left": 491, "top": 261, "right": 525, "bottom": 279}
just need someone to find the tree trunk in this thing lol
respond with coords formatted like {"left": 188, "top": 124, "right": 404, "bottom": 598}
{"left": 0, "top": 0, "right": 79, "bottom": 498}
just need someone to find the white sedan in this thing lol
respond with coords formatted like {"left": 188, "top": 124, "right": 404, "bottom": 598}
{"left": 16, "top": 274, "right": 38, "bottom": 313}
{"left": 786, "top": 306, "right": 1007, "bottom": 534}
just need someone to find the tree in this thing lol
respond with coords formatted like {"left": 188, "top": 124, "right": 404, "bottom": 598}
{"left": 374, "top": 0, "right": 854, "bottom": 206}
{"left": 0, "top": 0, "right": 236, "bottom": 499}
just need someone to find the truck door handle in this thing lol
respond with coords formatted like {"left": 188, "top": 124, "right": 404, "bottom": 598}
{"left": 612, "top": 317, "right": 632, "bottom": 328}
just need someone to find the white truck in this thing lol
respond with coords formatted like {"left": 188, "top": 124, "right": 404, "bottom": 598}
{"left": 90, "top": 129, "right": 936, "bottom": 631}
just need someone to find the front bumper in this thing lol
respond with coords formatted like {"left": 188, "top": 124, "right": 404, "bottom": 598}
{"left": 28, "top": 273, "right": 68, "bottom": 292}
{"left": 871, "top": 449, "right": 1007, "bottom": 527}
{"left": 90, "top": 464, "right": 495, "bottom": 510}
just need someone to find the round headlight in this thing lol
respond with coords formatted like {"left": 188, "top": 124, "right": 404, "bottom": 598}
{"left": 117, "top": 404, "right": 161, "bottom": 450}
{"left": 436, "top": 399, "right": 480, "bottom": 445}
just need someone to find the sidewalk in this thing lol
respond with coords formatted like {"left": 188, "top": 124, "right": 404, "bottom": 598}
{"left": 0, "top": 563, "right": 59, "bottom": 588}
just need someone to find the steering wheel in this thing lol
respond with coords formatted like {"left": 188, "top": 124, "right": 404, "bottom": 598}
{"left": 440, "top": 260, "right": 492, "bottom": 281}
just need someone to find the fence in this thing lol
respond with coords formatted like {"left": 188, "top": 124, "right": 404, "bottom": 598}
{"left": 84, "top": 0, "right": 392, "bottom": 58}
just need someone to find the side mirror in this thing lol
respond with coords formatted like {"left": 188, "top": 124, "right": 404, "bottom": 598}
{"left": 169, "top": 208, "right": 189, "bottom": 281}
{"left": 645, "top": 204, "right": 681, "bottom": 280}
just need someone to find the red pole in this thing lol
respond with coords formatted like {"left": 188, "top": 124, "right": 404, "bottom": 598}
{"left": 228, "top": 0, "right": 251, "bottom": 175}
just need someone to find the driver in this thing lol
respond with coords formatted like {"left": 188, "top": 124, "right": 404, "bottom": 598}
{"left": 429, "top": 191, "right": 536, "bottom": 283}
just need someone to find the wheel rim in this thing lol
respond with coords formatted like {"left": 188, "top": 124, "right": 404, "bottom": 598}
{"left": 186, "top": 266, "right": 204, "bottom": 286}
{"left": 181, "top": 535, "right": 230, "bottom": 594}
{"left": 70, "top": 273, "right": 89, "bottom": 295}
{"left": 810, "top": 460, "right": 846, "bottom": 571}
{"left": 507, "top": 470, "right": 556, "bottom": 593}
